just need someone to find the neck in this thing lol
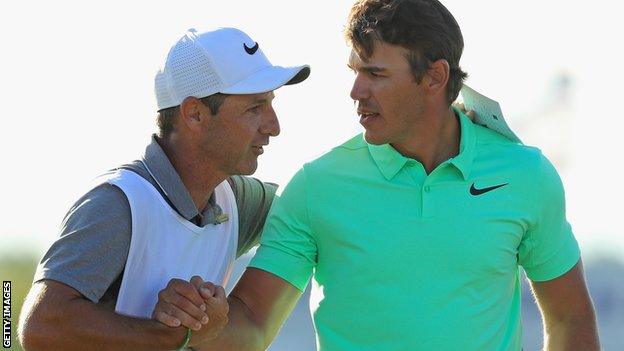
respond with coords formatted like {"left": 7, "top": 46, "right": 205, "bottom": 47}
{"left": 392, "top": 106, "right": 460, "bottom": 174}
{"left": 156, "top": 135, "right": 226, "bottom": 212}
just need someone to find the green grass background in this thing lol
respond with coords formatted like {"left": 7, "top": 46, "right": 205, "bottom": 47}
{"left": 1, "top": 255, "right": 38, "bottom": 351}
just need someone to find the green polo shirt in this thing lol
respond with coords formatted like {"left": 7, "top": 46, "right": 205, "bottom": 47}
{"left": 249, "top": 112, "right": 580, "bottom": 351}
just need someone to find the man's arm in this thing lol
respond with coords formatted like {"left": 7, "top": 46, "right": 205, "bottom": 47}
{"left": 155, "top": 268, "right": 302, "bottom": 351}
{"left": 519, "top": 154, "right": 600, "bottom": 350}
{"left": 530, "top": 260, "right": 600, "bottom": 351}
{"left": 19, "top": 181, "right": 228, "bottom": 351}
{"left": 18, "top": 280, "right": 190, "bottom": 351}
{"left": 155, "top": 168, "right": 314, "bottom": 349}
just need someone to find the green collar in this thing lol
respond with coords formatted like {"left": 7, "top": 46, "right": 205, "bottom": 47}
{"left": 367, "top": 109, "right": 476, "bottom": 180}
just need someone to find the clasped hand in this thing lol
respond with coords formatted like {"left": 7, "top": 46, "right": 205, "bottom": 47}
{"left": 152, "top": 276, "right": 229, "bottom": 343}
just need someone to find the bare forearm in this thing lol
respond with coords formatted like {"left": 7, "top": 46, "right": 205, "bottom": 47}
{"left": 543, "top": 317, "right": 600, "bottom": 351}
{"left": 19, "top": 287, "right": 187, "bottom": 351}
{"left": 152, "top": 269, "right": 302, "bottom": 351}
{"left": 195, "top": 296, "right": 266, "bottom": 351}
{"left": 531, "top": 261, "right": 600, "bottom": 351}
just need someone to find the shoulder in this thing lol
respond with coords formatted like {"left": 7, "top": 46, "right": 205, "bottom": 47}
{"left": 62, "top": 161, "right": 158, "bottom": 232}
{"left": 58, "top": 180, "right": 132, "bottom": 246}
{"left": 66, "top": 182, "right": 130, "bottom": 224}
{"left": 104, "top": 161, "right": 154, "bottom": 186}
{"left": 303, "top": 133, "right": 369, "bottom": 172}
{"left": 470, "top": 125, "right": 567, "bottom": 204}
{"left": 115, "top": 160, "right": 151, "bottom": 179}
{"left": 473, "top": 123, "right": 530, "bottom": 153}
{"left": 474, "top": 124, "right": 566, "bottom": 202}
{"left": 58, "top": 181, "right": 133, "bottom": 249}
{"left": 228, "top": 175, "right": 278, "bottom": 201}
{"left": 473, "top": 124, "right": 546, "bottom": 172}
{"left": 228, "top": 176, "right": 279, "bottom": 256}
{"left": 35, "top": 180, "right": 133, "bottom": 302}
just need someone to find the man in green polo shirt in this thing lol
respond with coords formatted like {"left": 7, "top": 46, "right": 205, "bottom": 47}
{"left": 153, "top": 0, "right": 600, "bottom": 350}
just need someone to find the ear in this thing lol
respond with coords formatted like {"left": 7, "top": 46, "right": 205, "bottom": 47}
{"left": 179, "top": 96, "right": 210, "bottom": 132}
{"left": 424, "top": 59, "right": 450, "bottom": 98}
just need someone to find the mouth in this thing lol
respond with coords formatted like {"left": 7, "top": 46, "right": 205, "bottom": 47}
{"left": 358, "top": 111, "right": 381, "bottom": 126}
{"left": 251, "top": 145, "right": 266, "bottom": 155}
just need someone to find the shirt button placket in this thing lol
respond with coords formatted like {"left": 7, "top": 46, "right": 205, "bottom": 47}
{"left": 422, "top": 184, "right": 433, "bottom": 219}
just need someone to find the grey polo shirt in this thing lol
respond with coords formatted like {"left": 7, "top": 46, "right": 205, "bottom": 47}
{"left": 34, "top": 135, "right": 277, "bottom": 303}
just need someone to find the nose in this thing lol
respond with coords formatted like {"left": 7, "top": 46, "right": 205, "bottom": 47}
{"left": 260, "top": 104, "right": 280, "bottom": 137}
{"left": 350, "top": 73, "right": 370, "bottom": 102}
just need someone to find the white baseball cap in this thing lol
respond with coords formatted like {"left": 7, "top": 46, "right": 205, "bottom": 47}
{"left": 155, "top": 27, "right": 310, "bottom": 110}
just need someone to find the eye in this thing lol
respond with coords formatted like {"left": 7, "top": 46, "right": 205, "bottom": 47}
{"left": 370, "top": 71, "right": 381, "bottom": 77}
{"left": 247, "top": 105, "right": 261, "bottom": 114}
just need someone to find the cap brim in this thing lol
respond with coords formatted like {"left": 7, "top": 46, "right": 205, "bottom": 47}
{"left": 220, "top": 65, "right": 310, "bottom": 95}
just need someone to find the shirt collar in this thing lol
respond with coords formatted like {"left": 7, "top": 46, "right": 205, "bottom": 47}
{"left": 449, "top": 108, "right": 476, "bottom": 180}
{"left": 367, "top": 109, "right": 476, "bottom": 181}
{"left": 141, "top": 134, "right": 209, "bottom": 221}
{"left": 368, "top": 142, "right": 410, "bottom": 180}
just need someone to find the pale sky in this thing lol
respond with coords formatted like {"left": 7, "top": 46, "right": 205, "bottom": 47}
{"left": 1, "top": 0, "right": 622, "bottom": 261}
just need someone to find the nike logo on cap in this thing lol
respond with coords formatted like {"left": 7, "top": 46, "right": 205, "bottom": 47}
{"left": 244, "top": 42, "right": 259, "bottom": 55}
{"left": 470, "top": 182, "right": 508, "bottom": 196}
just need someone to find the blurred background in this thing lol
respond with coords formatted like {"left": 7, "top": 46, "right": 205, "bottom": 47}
{"left": 1, "top": 0, "right": 622, "bottom": 350}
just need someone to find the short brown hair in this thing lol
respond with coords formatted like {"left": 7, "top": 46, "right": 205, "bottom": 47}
{"left": 156, "top": 93, "right": 229, "bottom": 137}
{"left": 345, "top": 0, "right": 468, "bottom": 104}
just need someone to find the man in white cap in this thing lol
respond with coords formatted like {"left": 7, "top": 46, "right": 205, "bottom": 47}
{"left": 18, "top": 27, "right": 309, "bottom": 351}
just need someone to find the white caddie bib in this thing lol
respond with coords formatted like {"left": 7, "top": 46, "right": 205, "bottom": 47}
{"left": 98, "top": 169, "right": 238, "bottom": 318}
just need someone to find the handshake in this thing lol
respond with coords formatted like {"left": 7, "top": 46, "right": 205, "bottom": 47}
{"left": 152, "top": 276, "right": 230, "bottom": 346}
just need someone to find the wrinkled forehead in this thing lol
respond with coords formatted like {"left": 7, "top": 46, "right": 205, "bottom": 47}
{"left": 348, "top": 40, "right": 409, "bottom": 70}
